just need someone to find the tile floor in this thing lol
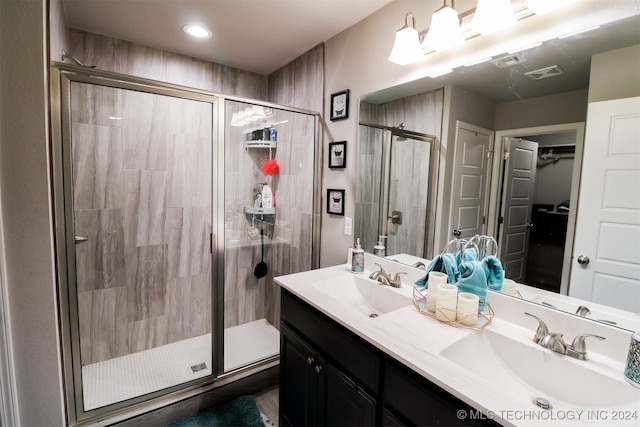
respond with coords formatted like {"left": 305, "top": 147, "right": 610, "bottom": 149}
{"left": 82, "top": 319, "right": 279, "bottom": 411}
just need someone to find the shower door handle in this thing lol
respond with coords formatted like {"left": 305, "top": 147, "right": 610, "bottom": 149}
{"left": 75, "top": 235, "right": 89, "bottom": 244}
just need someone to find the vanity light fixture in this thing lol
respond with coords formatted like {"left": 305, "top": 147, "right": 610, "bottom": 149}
{"left": 183, "top": 24, "right": 212, "bottom": 39}
{"left": 525, "top": 0, "right": 579, "bottom": 16}
{"left": 388, "top": 12, "right": 424, "bottom": 65}
{"left": 470, "top": 0, "right": 517, "bottom": 35}
{"left": 421, "top": 1, "right": 464, "bottom": 52}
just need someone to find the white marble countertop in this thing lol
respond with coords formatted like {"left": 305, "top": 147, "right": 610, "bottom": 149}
{"left": 274, "top": 253, "right": 640, "bottom": 426}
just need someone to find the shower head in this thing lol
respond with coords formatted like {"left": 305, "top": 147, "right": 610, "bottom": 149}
{"left": 61, "top": 49, "right": 96, "bottom": 68}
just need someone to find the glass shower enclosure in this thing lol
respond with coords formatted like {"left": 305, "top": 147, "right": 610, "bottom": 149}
{"left": 50, "top": 64, "right": 320, "bottom": 424}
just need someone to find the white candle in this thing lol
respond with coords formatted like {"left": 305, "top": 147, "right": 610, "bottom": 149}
{"left": 426, "top": 271, "right": 447, "bottom": 312}
{"left": 501, "top": 278, "right": 516, "bottom": 295}
{"left": 436, "top": 283, "right": 458, "bottom": 322}
{"left": 456, "top": 292, "right": 480, "bottom": 326}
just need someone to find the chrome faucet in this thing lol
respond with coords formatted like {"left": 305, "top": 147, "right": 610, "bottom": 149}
{"left": 369, "top": 263, "right": 406, "bottom": 288}
{"left": 525, "top": 312, "right": 606, "bottom": 361}
{"left": 411, "top": 261, "right": 426, "bottom": 269}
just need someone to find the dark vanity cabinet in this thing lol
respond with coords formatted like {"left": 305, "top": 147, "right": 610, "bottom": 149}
{"left": 280, "top": 289, "right": 496, "bottom": 426}
{"left": 280, "top": 291, "right": 377, "bottom": 427}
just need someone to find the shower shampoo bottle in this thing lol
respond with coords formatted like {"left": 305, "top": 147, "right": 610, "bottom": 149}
{"left": 261, "top": 183, "right": 273, "bottom": 209}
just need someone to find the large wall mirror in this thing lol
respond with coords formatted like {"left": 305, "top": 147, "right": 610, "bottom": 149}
{"left": 356, "top": 14, "right": 640, "bottom": 331}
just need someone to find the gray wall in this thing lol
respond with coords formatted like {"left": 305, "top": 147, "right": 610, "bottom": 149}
{"left": 588, "top": 44, "right": 640, "bottom": 103}
{"left": 0, "top": 1, "right": 66, "bottom": 425}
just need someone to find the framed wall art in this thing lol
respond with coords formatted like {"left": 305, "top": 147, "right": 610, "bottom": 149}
{"left": 326, "top": 189, "right": 345, "bottom": 215}
{"left": 328, "top": 141, "right": 347, "bottom": 168}
{"left": 330, "top": 89, "right": 349, "bottom": 121}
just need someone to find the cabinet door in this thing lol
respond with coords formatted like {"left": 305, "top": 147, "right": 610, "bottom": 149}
{"left": 280, "top": 324, "right": 322, "bottom": 427}
{"left": 323, "top": 363, "right": 377, "bottom": 427}
{"left": 384, "top": 360, "right": 496, "bottom": 426}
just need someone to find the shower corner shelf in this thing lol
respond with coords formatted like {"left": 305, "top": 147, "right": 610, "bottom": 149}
{"left": 245, "top": 140, "right": 277, "bottom": 149}
{"left": 244, "top": 206, "right": 276, "bottom": 224}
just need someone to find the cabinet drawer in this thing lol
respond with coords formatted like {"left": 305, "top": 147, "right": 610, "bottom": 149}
{"left": 281, "top": 289, "right": 380, "bottom": 392}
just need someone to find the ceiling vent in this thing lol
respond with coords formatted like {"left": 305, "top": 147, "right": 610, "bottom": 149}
{"left": 525, "top": 65, "right": 565, "bottom": 80}
{"left": 491, "top": 53, "right": 527, "bottom": 68}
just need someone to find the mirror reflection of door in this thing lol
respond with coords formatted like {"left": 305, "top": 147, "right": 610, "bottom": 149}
{"left": 386, "top": 134, "right": 431, "bottom": 257}
{"left": 497, "top": 132, "right": 578, "bottom": 293}
{"left": 450, "top": 122, "right": 493, "bottom": 240}
{"left": 498, "top": 137, "right": 538, "bottom": 282}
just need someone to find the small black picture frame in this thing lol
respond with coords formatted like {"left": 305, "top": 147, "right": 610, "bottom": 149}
{"left": 326, "top": 189, "right": 345, "bottom": 216}
{"left": 328, "top": 141, "right": 347, "bottom": 169}
{"left": 330, "top": 89, "right": 349, "bottom": 121}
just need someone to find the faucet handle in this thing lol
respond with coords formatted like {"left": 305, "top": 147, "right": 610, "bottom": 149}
{"left": 390, "top": 272, "right": 407, "bottom": 288}
{"left": 524, "top": 312, "right": 550, "bottom": 344}
{"left": 570, "top": 334, "right": 606, "bottom": 354}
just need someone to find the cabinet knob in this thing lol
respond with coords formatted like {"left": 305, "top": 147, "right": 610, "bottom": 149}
{"left": 314, "top": 365, "right": 323, "bottom": 374}
{"left": 453, "top": 229, "right": 461, "bottom": 237}
{"left": 306, "top": 357, "right": 314, "bottom": 365}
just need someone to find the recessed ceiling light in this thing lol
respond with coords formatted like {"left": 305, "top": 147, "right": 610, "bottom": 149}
{"left": 183, "top": 24, "right": 212, "bottom": 39}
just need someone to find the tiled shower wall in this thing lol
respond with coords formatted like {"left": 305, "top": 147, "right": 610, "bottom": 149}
{"left": 223, "top": 104, "right": 317, "bottom": 328}
{"left": 357, "top": 90, "right": 444, "bottom": 256}
{"left": 66, "top": 30, "right": 324, "bottom": 360}
{"left": 73, "top": 84, "right": 213, "bottom": 365}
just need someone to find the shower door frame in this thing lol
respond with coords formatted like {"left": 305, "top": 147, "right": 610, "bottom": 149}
{"left": 51, "top": 63, "right": 323, "bottom": 425}
{"left": 51, "top": 64, "right": 225, "bottom": 425}
{"left": 359, "top": 122, "right": 439, "bottom": 259}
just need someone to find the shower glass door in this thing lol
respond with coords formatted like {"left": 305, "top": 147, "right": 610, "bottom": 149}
{"left": 63, "top": 79, "right": 216, "bottom": 413}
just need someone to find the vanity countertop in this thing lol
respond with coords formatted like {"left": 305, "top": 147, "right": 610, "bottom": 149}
{"left": 275, "top": 256, "right": 640, "bottom": 426}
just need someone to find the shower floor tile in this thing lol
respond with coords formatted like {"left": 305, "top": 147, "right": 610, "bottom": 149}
{"left": 81, "top": 319, "right": 279, "bottom": 411}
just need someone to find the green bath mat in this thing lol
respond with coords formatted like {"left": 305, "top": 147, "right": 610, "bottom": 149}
{"left": 164, "top": 395, "right": 265, "bottom": 427}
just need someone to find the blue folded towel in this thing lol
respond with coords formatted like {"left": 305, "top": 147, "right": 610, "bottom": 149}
{"left": 414, "top": 253, "right": 459, "bottom": 289}
{"left": 457, "top": 260, "right": 488, "bottom": 311}
{"left": 482, "top": 255, "right": 504, "bottom": 291}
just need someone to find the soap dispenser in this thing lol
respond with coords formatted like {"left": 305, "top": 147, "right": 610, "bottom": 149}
{"left": 373, "top": 235, "right": 387, "bottom": 257}
{"left": 352, "top": 238, "right": 365, "bottom": 273}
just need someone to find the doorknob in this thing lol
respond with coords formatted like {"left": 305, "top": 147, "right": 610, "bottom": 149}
{"left": 75, "top": 235, "right": 89, "bottom": 244}
{"left": 526, "top": 223, "right": 534, "bottom": 229}
{"left": 577, "top": 255, "right": 590, "bottom": 265}
{"left": 453, "top": 229, "right": 461, "bottom": 237}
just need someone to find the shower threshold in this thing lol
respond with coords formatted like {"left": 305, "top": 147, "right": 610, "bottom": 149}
{"left": 81, "top": 319, "right": 279, "bottom": 411}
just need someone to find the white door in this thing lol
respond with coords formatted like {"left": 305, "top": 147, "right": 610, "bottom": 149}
{"left": 451, "top": 123, "right": 493, "bottom": 240}
{"left": 499, "top": 138, "right": 538, "bottom": 281}
{"left": 570, "top": 96, "right": 640, "bottom": 312}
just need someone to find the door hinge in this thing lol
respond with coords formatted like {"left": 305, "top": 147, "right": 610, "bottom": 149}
{"left": 482, "top": 216, "right": 486, "bottom": 225}
{"left": 499, "top": 216, "right": 504, "bottom": 224}
{"left": 504, "top": 152, "right": 510, "bottom": 160}
{"left": 210, "top": 233, "right": 215, "bottom": 254}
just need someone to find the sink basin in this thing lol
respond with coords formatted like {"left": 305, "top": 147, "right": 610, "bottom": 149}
{"left": 441, "top": 328, "right": 640, "bottom": 408}
{"left": 313, "top": 275, "right": 412, "bottom": 317}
